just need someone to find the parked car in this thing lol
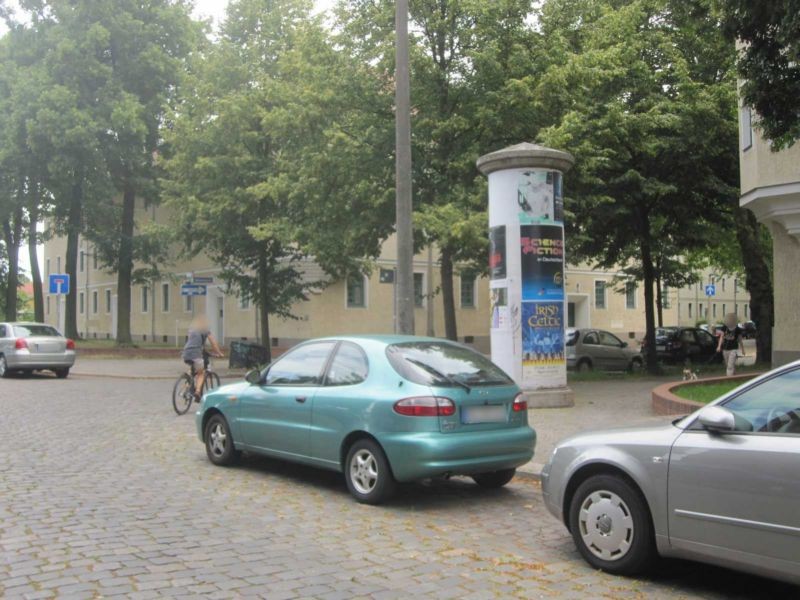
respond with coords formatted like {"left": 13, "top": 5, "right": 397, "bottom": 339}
{"left": 566, "top": 328, "right": 643, "bottom": 372}
{"left": 0, "top": 322, "right": 76, "bottom": 378}
{"left": 741, "top": 320, "right": 757, "bottom": 339}
{"left": 197, "top": 335, "right": 536, "bottom": 504}
{"left": 654, "top": 326, "right": 721, "bottom": 364}
{"left": 541, "top": 360, "right": 800, "bottom": 585}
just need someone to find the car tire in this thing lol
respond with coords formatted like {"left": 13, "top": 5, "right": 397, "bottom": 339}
{"left": 568, "top": 474, "right": 655, "bottom": 575}
{"left": 628, "top": 358, "right": 643, "bottom": 373}
{"left": 0, "top": 355, "right": 8, "bottom": 378}
{"left": 54, "top": 368, "right": 70, "bottom": 379}
{"left": 204, "top": 414, "right": 240, "bottom": 467}
{"left": 577, "top": 359, "right": 593, "bottom": 373}
{"left": 472, "top": 468, "right": 516, "bottom": 488}
{"left": 345, "top": 439, "right": 396, "bottom": 505}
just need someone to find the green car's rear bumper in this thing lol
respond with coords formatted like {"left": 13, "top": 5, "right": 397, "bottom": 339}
{"left": 379, "top": 426, "right": 536, "bottom": 482}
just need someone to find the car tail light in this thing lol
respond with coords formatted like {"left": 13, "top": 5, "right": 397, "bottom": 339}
{"left": 512, "top": 393, "right": 528, "bottom": 412}
{"left": 14, "top": 338, "right": 28, "bottom": 350}
{"left": 394, "top": 396, "right": 456, "bottom": 417}
{"left": 66, "top": 339, "right": 75, "bottom": 350}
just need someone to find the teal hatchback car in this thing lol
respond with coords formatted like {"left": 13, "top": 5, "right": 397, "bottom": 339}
{"left": 197, "top": 335, "right": 536, "bottom": 504}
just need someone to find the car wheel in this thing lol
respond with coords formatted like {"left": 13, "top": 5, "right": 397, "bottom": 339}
{"left": 472, "top": 468, "right": 516, "bottom": 488}
{"left": 204, "top": 414, "right": 240, "bottom": 466}
{"left": 628, "top": 358, "right": 643, "bottom": 373}
{"left": 568, "top": 474, "right": 655, "bottom": 575}
{"left": 577, "top": 359, "right": 593, "bottom": 373}
{"left": 345, "top": 439, "right": 396, "bottom": 505}
{"left": 54, "top": 368, "right": 70, "bottom": 379}
{"left": 0, "top": 355, "right": 8, "bottom": 378}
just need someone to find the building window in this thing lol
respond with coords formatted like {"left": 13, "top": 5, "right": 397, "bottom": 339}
{"left": 460, "top": 274, "right": 476, "bottom": 308}
{"left": 79, "top": 251, "right": 85, "bottom": 272}
{"left": 142, "top": 286, "right": 149, "bottom": 313}
{"left": 92, "top": 291, "right": 98, "bottom": 314}
{"left": 238, "top": 295, "right": 250, "bottom": 310}
{"left": 662, "top": 285, "right": 670, "bottom": 309}
{"left": 414, "top": 273, "right": 425, "bottom": 307}
{"left": 594, "top": 281, "right": 607, "bottom": 309}
{"left": 105, "top": 289, "right": 112, "bottom": 313}
{"left": 625, "top": 282, "right": 636, "bottom": 309}
{"left": 722, "top": 303, "right": 726, "bottom": 316}
{"left": 721, "top": 278, "right": 726, "bottom": 292}
{"left": 712, "top": 303, "right": 717, "bottom": 318}
{"left": 93, "top": 251, "right": 98, "bottom": 270}
{"left": 79, "top": 292, "right": 85, "bottom": 314}
{"left": 56, "top": 256, "right": 61, "bottom": 272}
{"left": 688, "top": 303, "right": 693, "bottom": 318}
{"left": 741, "top": 105, "right": 753, "bottom": 151}
{"left": 346, "top": 274, "right": 366, "bottom": 308}
{"left": 185, "top": 294, "right": 193, "bottom": 312}
{"left": 162, "top": 283, "right": 170, "bottom": 313}
{"left": 46, "top": 259, "right": 50, "bottom": 277}
{"left": 745, "top": 304, "right": 748, "bottom": 318}
{"left": 46, "top": 296, "right": 50, "bottom": 315}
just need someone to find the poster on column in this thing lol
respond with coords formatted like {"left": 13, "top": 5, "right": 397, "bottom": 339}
{"left": 518, "top": 171, "right": 564, "bottom": 224}
{"left": 521, "top": 302, "right": 565, "bottom": 385}
{"left": 520, "top": 224, "right": 565, "bottom": 301}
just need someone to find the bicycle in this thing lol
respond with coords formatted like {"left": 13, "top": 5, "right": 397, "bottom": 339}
{"left": 172, "top": 353, "right": 222, "bottom": 415}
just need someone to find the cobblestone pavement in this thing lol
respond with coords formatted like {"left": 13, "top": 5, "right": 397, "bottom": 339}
{"left": 1, "top": 374, "right": 795, "bottom": 599}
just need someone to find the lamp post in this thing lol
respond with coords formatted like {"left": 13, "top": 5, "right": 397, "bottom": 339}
{"left": 394, "top": 0, "right": 414, "bottom": 335}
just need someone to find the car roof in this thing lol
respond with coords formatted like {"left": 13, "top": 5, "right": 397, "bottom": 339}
{"left": 310, "top": 334, "right": 456, "bottom": 346}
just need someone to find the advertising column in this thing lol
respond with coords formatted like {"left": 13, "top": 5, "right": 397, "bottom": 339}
{"left": 478, "top": 143, "right": 574, "bottom": 408}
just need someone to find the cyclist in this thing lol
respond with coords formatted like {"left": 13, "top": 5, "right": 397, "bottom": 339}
{"left": 181, "top": 315, "right": 224, "bottom": 400}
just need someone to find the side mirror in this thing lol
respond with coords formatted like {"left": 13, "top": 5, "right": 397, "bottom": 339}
{"left": 245, "top": 369, "right": 263, "bottom": 385}
{"left": 697, "top": 406, "right": 736, "bottom": 432}
{"left": 621, "top": 342, "right": 628, "bottom": 348}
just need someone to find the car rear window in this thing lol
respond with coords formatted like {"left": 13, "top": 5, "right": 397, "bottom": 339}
{"left": 386, "top": 342, "right": 513, "bottom": 387}
{"left": 13, "top": 325, "right": 61, "bottom": 338}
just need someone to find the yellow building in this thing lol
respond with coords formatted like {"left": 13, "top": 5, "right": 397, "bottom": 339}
{"left": 675, "top": 268, "right": 752, "bottom": 327}
{"left": 42, "top": 202, "right": 679, "bottom": 351}
{"left": 738, "top": 103, "right": 800, "bottom": 365}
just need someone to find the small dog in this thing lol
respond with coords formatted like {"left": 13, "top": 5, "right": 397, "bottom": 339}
{"left": 682, "top": 368, "right": 698, "bottom": 381}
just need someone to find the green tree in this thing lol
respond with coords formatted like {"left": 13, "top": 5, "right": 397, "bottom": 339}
{"left": 717, "top": 0, "right": 800, "bottom": 149}
{"left": 537, "top": 0, "right": 739, "bottom": 372}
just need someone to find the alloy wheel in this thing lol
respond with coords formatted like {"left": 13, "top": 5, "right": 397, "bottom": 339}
{"left": 208, "top": 422, "right": 227, "bottom": 457}
{"left": 349, "top": 449, "right": 379, "bottom": 495}
{"left": 0, "top": 356, "right": 6, "bottom": 377}
{"left": 578, "top": 490, "right": 634, "bottom": 561}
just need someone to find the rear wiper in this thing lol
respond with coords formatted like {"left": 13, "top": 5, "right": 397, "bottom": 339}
{"left": 404, "top": 357, "right": 471, "bottom": 393}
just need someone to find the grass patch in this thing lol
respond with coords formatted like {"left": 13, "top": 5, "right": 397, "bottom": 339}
{"left": 672, "top": 380, "right": 751, "bottom": 404}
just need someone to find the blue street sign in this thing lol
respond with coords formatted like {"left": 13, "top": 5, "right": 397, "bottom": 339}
{"left": 705, "top": 284, "right": 716, "bottom": 297}
{"left": 192, "top": 276, "right": 214, "bottom": 284}
{"left": 181, "top": 283, "right": 207, "bottom": 297}
{"left": 49, "top": 274, "right": 70, "bottom": 295}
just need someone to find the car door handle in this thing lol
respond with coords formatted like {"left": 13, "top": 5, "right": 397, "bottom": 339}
{"left": 295, "top": 396, "right": 307, "bottom": 404}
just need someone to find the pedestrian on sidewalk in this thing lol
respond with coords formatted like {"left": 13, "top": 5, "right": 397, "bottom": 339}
{"left": 716, "top": 313, "right": 745, "bottom": 376}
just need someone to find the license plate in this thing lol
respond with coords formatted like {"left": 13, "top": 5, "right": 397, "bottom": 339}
{"left": 461, "top": 405, "right": 507, "bottom": 424}
{"left": 656, "top": 345, "right": 666, "bottom": 351}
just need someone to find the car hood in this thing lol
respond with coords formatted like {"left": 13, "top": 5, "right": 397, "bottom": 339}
{"left": 209, "top": 381, "right": 251, "bottom": 397}
{"left": 555, "top": 422, "right": 683, "bottom": 453}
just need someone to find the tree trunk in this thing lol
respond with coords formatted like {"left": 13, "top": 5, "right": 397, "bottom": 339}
{"left": 28, "top": 198, "right": 44, "bottom": 322}
{"left": 639, "top": 222, "right": 660, "bottom": 374}
{"left": 2, "top": 207, "right": 23, "bottom": 321}
{"left": 440, "top": 248, "right": 457, "bottom": 341}
{"left": 734, "top": 206, "right": 773, "bottom": 365}
{"left": 257, "top": 249, "right": 272, "bottom": 363}
{"left": 655, "top": 274, "right": 664, "bottom": 328}
{"left": 64, "top": 182, "right": 82, "bottom": 339}
{"left": 115, "top": 184, "right": 136, "bottom": 345}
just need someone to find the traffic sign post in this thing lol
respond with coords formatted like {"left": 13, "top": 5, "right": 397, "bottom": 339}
{"left": 49, "top": 274, "right": 70, "bottom": 334}
{"left": 705, "top": 284, "right": 716, "bottom": 297}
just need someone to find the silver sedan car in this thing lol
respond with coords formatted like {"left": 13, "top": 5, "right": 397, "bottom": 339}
{"left": 541, "top": 360, "right": 800, "bottom": 585}
{"left": 0, "top": 322, "right": 76, "bottom": 378}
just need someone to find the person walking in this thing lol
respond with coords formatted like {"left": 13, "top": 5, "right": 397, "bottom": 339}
{"left": 717, "top": 313, "right": 745, "bottom": 376}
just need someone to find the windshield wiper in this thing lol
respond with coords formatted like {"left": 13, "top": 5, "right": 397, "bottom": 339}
{"left": 404, "top": 357, "right": 471, "bottom": 392}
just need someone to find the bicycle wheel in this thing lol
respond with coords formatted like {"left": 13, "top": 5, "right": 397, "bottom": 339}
{"left": 205, "top": 371, "right": 221, "bottom": 392}
{"left": 172, "top": 373, "right": 195, "bottom": 415}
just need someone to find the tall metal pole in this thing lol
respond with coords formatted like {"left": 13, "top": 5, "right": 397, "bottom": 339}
{"left": 426, "top": 242, "right": 434, "bottom": 336}
{"left": 395, "top": 0, "right": 415, "bottom": 335}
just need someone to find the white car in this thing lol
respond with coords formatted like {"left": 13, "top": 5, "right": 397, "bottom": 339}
{"left": 0, "top": 322, "right": 76, "bottom": 378}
